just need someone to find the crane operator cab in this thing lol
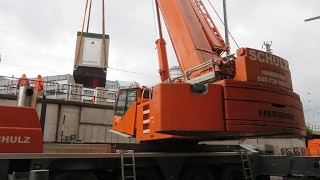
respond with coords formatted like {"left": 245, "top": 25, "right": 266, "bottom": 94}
{"left": 111, "top": 87, "right": 160, "bottom": 139}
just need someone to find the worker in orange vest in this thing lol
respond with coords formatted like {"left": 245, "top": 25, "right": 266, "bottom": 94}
{"left": 17, "top": 74, "right": 30, "bottom": 88}
{"left": 34, "top": 75, "right": 44, "bottom": 97}
{"left": 91, "top": 96, "right": 96, "bottom": 104}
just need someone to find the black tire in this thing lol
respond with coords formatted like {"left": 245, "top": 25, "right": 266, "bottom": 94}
{"left": 221, "top": 165, "right": 245, "bottom": 180}
{"left": 136, "top": 168, "right": 162, "bottom": 180}
{"left": 51, "top": 172, "right": 98, "bottom": 180}
{"left": 256, "top": 175, "right": 270, "bottom": 180}
{"left": 180, "top": 167, "right": 214, "bottom": 180}
{"left": 303, "top": 176, "right": 318, "bottom": 180}
{"left": 116, "top": 168, "right": 162, "bottom": 180}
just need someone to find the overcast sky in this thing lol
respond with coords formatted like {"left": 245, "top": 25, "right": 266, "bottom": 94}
{"left": 0, "top": 0, "right": 320, "bottom": 124}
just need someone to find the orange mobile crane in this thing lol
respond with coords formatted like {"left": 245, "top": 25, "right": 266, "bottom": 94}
{"left": 112, "top": 0, "right": 305, "bottom": 141}
{"left": 1, "top": 1, "right": 319, "bottom": 180}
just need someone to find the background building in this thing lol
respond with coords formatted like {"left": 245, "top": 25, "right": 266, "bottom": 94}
{"left": 0, "top": 75, "right": 17, "bottom": 95}
{"left": 38, "top": 74, "right": 75, "bottom": 100}
{"left": 117, "top": 80, "right": 140, "bottom": 88}
{"left": 0, "top": 74, "right": 139, "bottom": 107}
{"left": 0, "top": 74, "right": 75, "bottom": 98}
{"left": 105, "top": 80, "right": 120, "bottom": 106}
{"left": 170, "top": 66, "right": 182, "bottom": 79}
{"left": 105, "top": 80, "right": 140, "bottom": 106}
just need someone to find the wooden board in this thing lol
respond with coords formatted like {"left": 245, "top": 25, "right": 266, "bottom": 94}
{"left": 44, "top": 143, "right": 112, "bottom": 153}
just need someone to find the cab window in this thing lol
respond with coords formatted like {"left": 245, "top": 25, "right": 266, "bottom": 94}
{"left": 127, "top": 90, "right": 137, "bottom": 108}
{"left": 115, "top": 89, "right": 137, "bottom": 116}
{"left": 115, "top": 90, "right": 127, "bottom": 116}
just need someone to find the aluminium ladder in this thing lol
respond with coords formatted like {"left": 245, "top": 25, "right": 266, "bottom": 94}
{"left": 239, "top": 148, "right": 254, "bottom": 180}
{"left": 118, "top": 150, "right": 136, "bottom": 180}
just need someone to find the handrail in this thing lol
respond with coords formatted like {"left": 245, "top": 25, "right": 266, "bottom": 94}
{"left": 0, "top": 77, "right": 117, "bottom": 105}
{"left": 307, "top": 123, "right": 320, "bottom": 131}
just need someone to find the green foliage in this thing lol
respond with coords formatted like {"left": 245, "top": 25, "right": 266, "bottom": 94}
{"left": 306, "top": 125, "right": 314, "bottom": 140}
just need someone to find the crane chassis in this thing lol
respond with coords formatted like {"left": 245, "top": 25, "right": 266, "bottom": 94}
{"left": 0, "top": 143, "right": 320, "bottom": 180}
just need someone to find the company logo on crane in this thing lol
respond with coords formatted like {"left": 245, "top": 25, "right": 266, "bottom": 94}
{"left": 248, "top": 49, "right": 289, "bottom": 71}
{"left": 0, "top": 136, "right": 31, "bottom": 144}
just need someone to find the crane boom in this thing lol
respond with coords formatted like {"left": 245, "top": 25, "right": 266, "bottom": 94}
{"left": 156, "top": 0, "right": 229, "bottom": 75}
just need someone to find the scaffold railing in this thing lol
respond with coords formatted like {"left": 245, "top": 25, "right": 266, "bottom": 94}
{"left": 0, "top": 75, "right": 117, "bottom": 106}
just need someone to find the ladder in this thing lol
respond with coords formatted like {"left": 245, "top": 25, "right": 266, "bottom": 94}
{"left": 190, "top": 0, "right": 229, "bottom": 53}
{"left": 239, "top": 148, "right": 254, "bottom": 180}
{"left": 118, "top": 150, "right": 136, "bottom": 180}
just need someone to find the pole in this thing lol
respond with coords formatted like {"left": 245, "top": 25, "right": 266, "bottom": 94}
{"left": 40, "top": 95, "right": 47, "bottom": 135}
{"left": 102, "top": 0, "right": 108, "bottom": 69}
{"left": 222, "top": 0, "right": 230, "bottom": 56}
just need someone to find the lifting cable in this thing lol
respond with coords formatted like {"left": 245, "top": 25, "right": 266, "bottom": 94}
{"left": 108, "top": 67, "right": 158, "bottom": 77}
{"left": 151, "top": 0, "right": 159, "bottom": 38}
{"left": 207, "top": 0, "right": 240, "bottom": 48}
{"left": 75, "top": 0, "right": 90, "bottom": 67}
{"left": 102, "top": 0, "right": 108, "bottom": 68}
{"left": 75, "top": 0, "right": 108, "bottom": 69}
{"left": 86, "top": 0, "right": 93, "bottom": 32}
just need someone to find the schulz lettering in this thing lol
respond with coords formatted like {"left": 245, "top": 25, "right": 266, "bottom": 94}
{"left": 0, "top": 136, "right": 31, "bottom": 144}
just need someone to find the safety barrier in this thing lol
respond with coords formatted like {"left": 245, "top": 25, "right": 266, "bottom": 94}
{"left": 274, "top": 147, "right": 310, "bottom": 156}
{"left": 307, "top": 123, "right": 320, "bottom": 131}
{"left": 0, "top": 75, "right": 117, "bottom": 105}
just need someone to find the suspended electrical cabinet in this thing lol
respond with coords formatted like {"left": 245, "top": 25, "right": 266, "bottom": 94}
{"left": 74, "top": 32, "right": 109, "bottom": 69}
{"left": 73, "top": 32, "right": 110, "bottom": 88}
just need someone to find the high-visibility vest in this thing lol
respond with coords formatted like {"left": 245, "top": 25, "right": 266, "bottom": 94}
{"left": 35, "top": 78, "right": 44, "bottom": 91}
{"left": 18, "top": 77, "right": 30, "bottom": 87}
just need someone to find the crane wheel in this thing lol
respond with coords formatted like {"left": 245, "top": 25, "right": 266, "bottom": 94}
{"left": 179, "top": 167, "right": 215, "bottom": 180}
{"left": 136, "top": 168, "right": 162, "bottom": 180}
{"left": 50, "top": 172, "right": 98, "bottom": 180}
{"left": 256, "top": 175, "right": 270, "bottom": 180}
{"left": 116, "top": 168, "right": 162, "bottom": 180}
{"left": 220, "top": 165, "right": 245, "bottom": 180}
